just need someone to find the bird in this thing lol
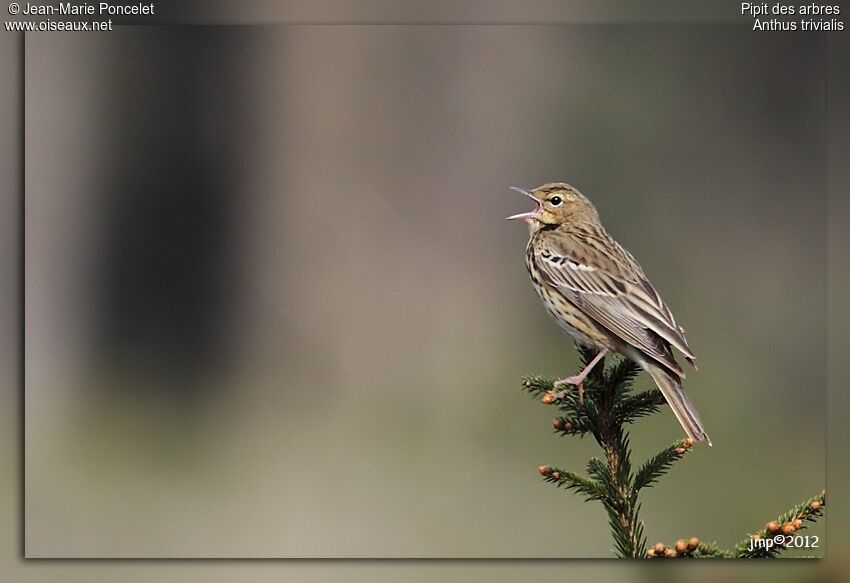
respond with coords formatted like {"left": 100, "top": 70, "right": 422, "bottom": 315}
{"left": 507, "top": 182, "right": 710, "bottom": 445}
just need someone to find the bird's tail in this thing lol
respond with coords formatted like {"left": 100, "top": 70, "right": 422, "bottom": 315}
{"left": 647, "top": 364, "right": 712, "bottom": 446}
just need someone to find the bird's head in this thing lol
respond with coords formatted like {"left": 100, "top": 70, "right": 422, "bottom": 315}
{"left": 506, "top": 183, "right": 598, "bottom": 231}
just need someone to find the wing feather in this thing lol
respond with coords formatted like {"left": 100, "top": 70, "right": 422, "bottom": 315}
{"left": 534, "top": 230, "right": 695, "bottom": 375}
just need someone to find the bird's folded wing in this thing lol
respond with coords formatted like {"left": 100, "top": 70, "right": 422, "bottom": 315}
{"left": 534, "top": 233, "right": 695, "bottom": 375}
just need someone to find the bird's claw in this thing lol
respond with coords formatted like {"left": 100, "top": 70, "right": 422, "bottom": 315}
{"left": 550, "top": 377, "right": 585, "bottom": 404}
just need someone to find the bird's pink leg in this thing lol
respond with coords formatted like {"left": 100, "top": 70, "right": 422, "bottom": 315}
{"left": 551, "top": 348, "right": 608, "bottom": 402}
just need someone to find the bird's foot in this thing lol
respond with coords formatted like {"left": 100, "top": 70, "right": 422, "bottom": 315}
{"left": 547, "top": 348, "right": 607, "bottom": 405}
{"left": 550, "top": 376, "right": 585, "bottom": 403}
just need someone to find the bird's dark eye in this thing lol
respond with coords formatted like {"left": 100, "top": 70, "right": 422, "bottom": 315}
{"left": 550, "top": 196, "right": 562, "bottom": 206}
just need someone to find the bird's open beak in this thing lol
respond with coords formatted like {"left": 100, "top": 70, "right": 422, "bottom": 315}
{"left": 506, "top": 186, "right": 542, "bottom": 221}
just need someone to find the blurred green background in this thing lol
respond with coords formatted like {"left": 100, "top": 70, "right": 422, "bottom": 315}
{"left": 23, "top": 25, "right": 824, "bottom": 557}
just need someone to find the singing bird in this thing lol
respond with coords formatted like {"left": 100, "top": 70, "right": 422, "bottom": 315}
{"left": 508, "top": 182, "right": 710, "bottom": 445}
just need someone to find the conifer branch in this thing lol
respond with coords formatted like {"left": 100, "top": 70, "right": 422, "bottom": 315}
{"left": 634, "top": 439, "right": 692, "bottom": 491}
{"left": 613, "top": 390, "right": 666, "bottom": 424}
{"left": 733, "top": 493, "right": 825, "bottom": 558}
{"left": 522, "top": 348, "right": 825, "bottom": 559}
{"left": 538, "top": 466, "right": 606, "bottom": 502}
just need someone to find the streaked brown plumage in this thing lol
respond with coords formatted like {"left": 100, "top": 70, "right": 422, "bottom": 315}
{"left": 508, "top": 182, "right": 710, "bottom": 444}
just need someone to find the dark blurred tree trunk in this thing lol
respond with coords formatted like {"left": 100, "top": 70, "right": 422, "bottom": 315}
{"left": 96, "top": 28, "right": 249, "bottom": 401}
